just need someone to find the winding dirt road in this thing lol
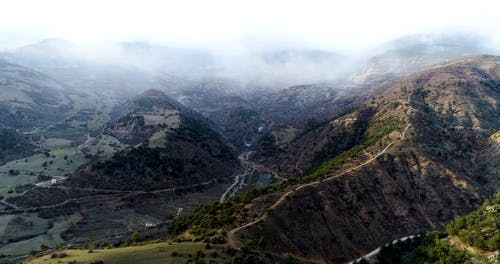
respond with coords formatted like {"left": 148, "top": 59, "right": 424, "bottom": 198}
{"left": 227, "top": 124, "right": 411, "bottom": 253}
{"left": 0, "top": 179, "right": 217, "bottom": 214}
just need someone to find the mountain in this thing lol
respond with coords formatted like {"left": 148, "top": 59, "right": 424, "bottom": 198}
{"left": 0, "top": 39, "right": 161, "bottom": 99}
{"left": 0, "top": 60, "right": 73, "bottom": 129}
{"left": 65, "top": 89, "right": 239, "bottom": 191}
{"left": 168, "top": 55, "right": 500, "bottom": 263}
{"left": 2, "top": 36, "right": 499, "bottom": 263}
{"left": 350, "top": 34, "right": 490, "bottom": 87}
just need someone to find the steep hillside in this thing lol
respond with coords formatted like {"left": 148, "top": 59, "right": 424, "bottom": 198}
{"left": 350, "top": 193, "right": 500, "bottom": 263}
{"left": 66, "top": 89, "right": 239, "bottom": 191}
{"left": 238, "top": 55, "right": 499, "bottom": 262}
{"left": 169, "top": 55, "right": 500, "bottom": 263}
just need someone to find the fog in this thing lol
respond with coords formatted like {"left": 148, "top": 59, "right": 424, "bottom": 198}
{"left": 1, "top": 0, "right": 500, "bottom": 88}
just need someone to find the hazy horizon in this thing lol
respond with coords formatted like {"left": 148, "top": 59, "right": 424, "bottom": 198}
{"left": 1, "top": 0, "right": 500, "bottom": 51}
{"left": 1, "top": 0, "right": 500, "bottom": 88}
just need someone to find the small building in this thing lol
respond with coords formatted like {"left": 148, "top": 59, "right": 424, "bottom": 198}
{"left": 144, "top": 221, "right": 155, "bottom": 227}
{"left": 51, "top": 179, "right": 57, "bottom": 185}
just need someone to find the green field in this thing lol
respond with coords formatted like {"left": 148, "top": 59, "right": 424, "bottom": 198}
{"left": 38, "top": 138, "right": 73, "bottom": 149}
{"left": 0, "top": 171, "right": 38, "bottom": 196}
{"left": 0, "top": 147, "right": 89, "bottom": 175}
{"left": 27, "top": 241, "right": 229, "bottom": 264}
{"left": 67, "top": 95, "right": 115, "bottom": 131}
{"left": 0, "top": 213, "right": 82, "bottom": 256}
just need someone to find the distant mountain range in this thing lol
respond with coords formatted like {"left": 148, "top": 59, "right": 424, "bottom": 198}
{"left": 0, "top": 34, "right": 499, "bottom": 263}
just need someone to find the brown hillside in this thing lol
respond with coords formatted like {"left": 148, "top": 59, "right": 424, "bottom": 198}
{"left": 231, "top": 55, "right": 500, "bottom": 263}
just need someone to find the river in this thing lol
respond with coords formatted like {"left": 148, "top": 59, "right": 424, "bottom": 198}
{"left": 220, "top": 151, "right": 255, "bottom": 202}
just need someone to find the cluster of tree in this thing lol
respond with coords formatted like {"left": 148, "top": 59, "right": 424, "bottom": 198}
{"left": 415, "top": 231, "right": 470, "bottom": 264}
{"left": 7, "top": 187, "right": 72, "bottom": 208}
{"left": 413, "top": 193, "right": 500, "bottom": 263}
{"left": 86, "top": 145, "right": 223, "bottom": 191}
{"left": 117, "top": 113, "right": 145, "bottom": 127}
{"left": 169, "top": 199, "right": 244, "bottom": 239}
{"left": 446, "top": 193, "right": 500, "bottom": 251}
{"left": 170, "top": 116, "right": 222, "bottom": 144}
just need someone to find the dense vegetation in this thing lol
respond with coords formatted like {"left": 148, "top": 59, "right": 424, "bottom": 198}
{"left": 414, "top": 193, "right": 500, "bottom": 263}
{"left": 170, "top": 116, "right": 225, "bottom": 145}
{"left": 73, "top": 142, "right": 233, "bottom": 191}
{"left": 446, "top": 193, "right": 500, "bottom": 251}
{"left": 168, "top": 198, "right": 245, "bottom": 239}
{"left": 357, "top": 199, "right": 500, "bottom": 264}
{"left": 70, "top": 114, "right": 236, "bottom": 191}
{"left": 415, "top": 232, "right": 470, "bottom": 264}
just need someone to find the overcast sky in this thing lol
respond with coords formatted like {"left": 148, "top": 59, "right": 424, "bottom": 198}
{"left": 1, "top": 0, "right": 499, "bottom": 52}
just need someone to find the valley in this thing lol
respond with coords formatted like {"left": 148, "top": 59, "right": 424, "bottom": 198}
{"left": 0, "top": 32, "right": 498, "bottom": 264}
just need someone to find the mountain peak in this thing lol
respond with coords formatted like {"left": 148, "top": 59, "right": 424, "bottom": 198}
{"left": 134, "top": 89, "right": 168, "bottom": 100}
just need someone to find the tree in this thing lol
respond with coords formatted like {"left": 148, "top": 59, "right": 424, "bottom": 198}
{"left": 131, "top": 232, "right": 140, "bottom": 245}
